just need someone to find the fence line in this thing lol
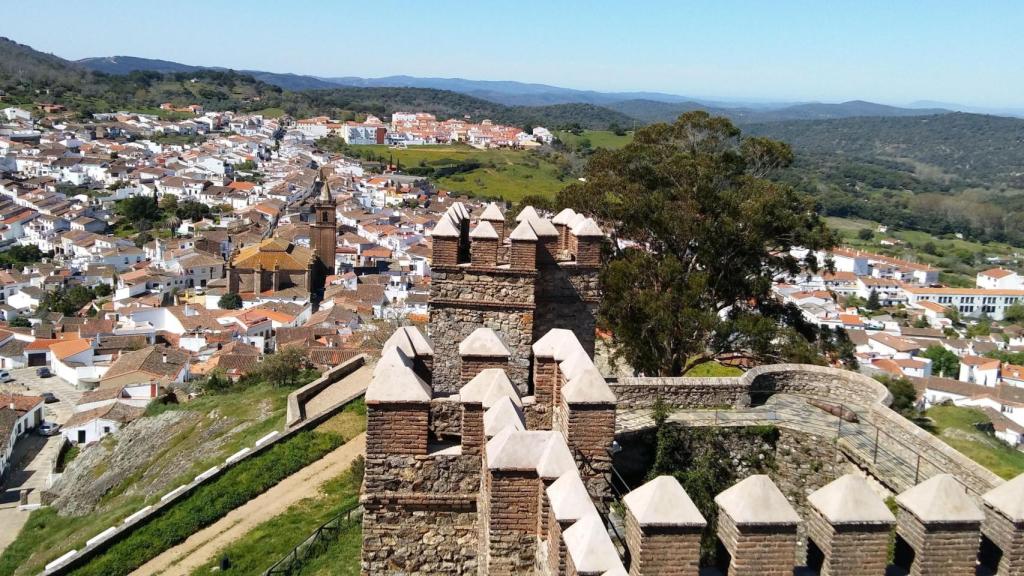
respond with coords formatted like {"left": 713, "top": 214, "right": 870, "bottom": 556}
{"left": 263, "top": 504, "right": 362, "bottom": 576}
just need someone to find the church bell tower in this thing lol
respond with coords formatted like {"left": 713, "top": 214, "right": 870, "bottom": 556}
{"left": 310, "top": 167, "right": 337, "bottom": 282}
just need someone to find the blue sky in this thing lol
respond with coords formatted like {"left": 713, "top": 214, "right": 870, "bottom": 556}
{"left": 7, "top": 0, "right": 1021, "bottom": 107}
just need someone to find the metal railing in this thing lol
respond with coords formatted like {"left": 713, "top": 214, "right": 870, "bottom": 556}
{"left": 572, "top": 447, "right": 632, "bottom": 570}
{"left": 263, "top": 504, "right": 362, "bottom": 576}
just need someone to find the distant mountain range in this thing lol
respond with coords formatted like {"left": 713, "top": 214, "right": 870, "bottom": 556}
{"left": 77, "top": 55, "right": 995, "bottom": 123}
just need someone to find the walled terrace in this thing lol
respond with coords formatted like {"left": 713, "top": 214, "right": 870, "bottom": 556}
{"left": 362, "top": 201, "right": 1024, "bottom": 575}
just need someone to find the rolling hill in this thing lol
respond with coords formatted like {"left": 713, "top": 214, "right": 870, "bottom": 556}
{"left": 74, "top": 52, "right": 960, "bottom": 122}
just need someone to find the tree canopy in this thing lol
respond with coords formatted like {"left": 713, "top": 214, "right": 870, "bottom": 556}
{"left": 922, "top": 345, "right": 960, "bottom": 378}
{"left": 558, "top": 112, "right": 836, "bottom": 375}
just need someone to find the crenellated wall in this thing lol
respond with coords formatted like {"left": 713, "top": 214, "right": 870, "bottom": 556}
{"left": 427, "top": 203, "right": 601, "bottom": 394}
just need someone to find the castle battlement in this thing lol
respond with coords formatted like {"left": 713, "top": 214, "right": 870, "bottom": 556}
{"left": 360, "top": 203, "right": 1024, "bottom": 575}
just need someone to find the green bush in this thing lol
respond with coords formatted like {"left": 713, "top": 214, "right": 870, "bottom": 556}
{"left": 68, "top": 430, "right": 342, "bottom": 576}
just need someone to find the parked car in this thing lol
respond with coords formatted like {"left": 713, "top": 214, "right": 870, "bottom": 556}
{"left": 38, "top": 421, "right": 60, "bottom": 436}
{"left": 0, "top": 370, "right": 12, "bottom": 383}
{"left": 36, "top": 366, "right": 52, "bottom": 378}
{"left": 41, "top": 392, "right": 59, "bottom": 404}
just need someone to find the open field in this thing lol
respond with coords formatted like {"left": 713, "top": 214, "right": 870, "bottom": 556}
{"left": 925, "top": 405, "right": 1024, "bottom": 480}
{"left": 555, "top": 129, "right": 634, "bottom": 151}
{"left": 349, "top": 143, "right": 571, "bottom": 201}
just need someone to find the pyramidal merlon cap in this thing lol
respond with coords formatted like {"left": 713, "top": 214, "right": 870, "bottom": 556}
{"left": 516, "top": 205, "right": 540, "bottom": 223}
{"left": 458, "top": 327, "right": 510, "bottom": 357}
{"left": 547, "top": 471, "right": 597, "bottom": 523}
{"left": 480, "top": 202, "right": 504, "bottom": 221}
{"left": 896, "top": 473, "right": 985, "bottom": 524}
{"left": 552, "top": 207, "right": 578, "bottom": 226}
{"left": 460, "top": 368, "right": 521, "bottom": 408}
{"left": 483, "top": 396, "right": 525, "bottom": 437}
{"left": 432, "top": 214, "right": 460, "bottom": 238}
{"left": 562, "top": 513, "right": 624, "bottom": 574}
{"left": 714, "top": 474, "right": 801, "bottom": 525}
{"left": 469, "top": 220, "right": 499, "bottom": 240}
{"left": 623, "top": 475, "right": 706, "bottom": 527}
{"left": 808, "top": 473, "right": 895, "bottom": 525}
{"left": 509, "top": 220, "right": 538, "bottom": 241}
{"left": 983, "top": 472, "right": 1024, "bottom": 522}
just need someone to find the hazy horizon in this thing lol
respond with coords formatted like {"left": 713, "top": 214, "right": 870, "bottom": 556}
{"left": 7, "top": 0, "right": 1023, "bottom": 110}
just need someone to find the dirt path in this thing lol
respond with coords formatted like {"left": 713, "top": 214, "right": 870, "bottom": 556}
{"left": 131, "top": 433, "right": 366, "bottom": 576}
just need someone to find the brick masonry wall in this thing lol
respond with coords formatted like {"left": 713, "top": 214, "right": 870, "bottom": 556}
{"left": 366, "top": 404, "right": 428, "bottom": 457}
{"left": 472, "top": 237, "right": 499, "bottom": 267}
{"left": 461, "top": 357, "right": 510, "bottom": 385}
{"left": 982, "top": 505, "right": 1024, "bottom": 576}
{"left": 462, "top": 403, "right": 485, "bottom": 455}
{"left": 624, "top": 508, "right": 702, "bottom": 576}
{"left": 717, "top": 511, "right": 798, "bottom": 576}
{"left": 530, "top": 357, "right": 558, "bottom": 429}
{"left": 896, "top": 509, "right": 981, "bottom": 576}
{"left": 511, "top": 240, "right": 537, "bottom": 270}
{"left": 805, "top": 507, "right": 891, "bottom": 576}
{"left": 488, "top": 470, "right": 542, "bottom": 575}
{"left": 574, "top": 237, "right": 602, "bottom": 268}
{"left": 432, "top": 236, "right": 460, "bottom": 266}
{"left": 564, "top": 401, "right": 616, "bottom": 500}
{"left": 772, "top": 428, "right": 840, "bottom": 564}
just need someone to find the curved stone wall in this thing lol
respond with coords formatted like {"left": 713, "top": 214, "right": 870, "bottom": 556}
{"left": 611, "top": 363, "right": 1003, "bottom": 496}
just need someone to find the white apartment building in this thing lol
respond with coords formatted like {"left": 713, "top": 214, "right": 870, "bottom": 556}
{"left": 902, "top": 286, "right": 1024, "bottom": 321}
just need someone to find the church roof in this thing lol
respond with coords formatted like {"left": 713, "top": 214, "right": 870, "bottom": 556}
{"left": 231, "top": 238, "right": 316, "bottom": 270}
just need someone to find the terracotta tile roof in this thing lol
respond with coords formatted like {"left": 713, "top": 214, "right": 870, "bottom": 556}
{"left": 64, "top": 401, "right": 144, "bottom": 428}
{"left": 0, "top": 393, "right": 43, "bottom": 413}
{"left": 102, "top": 345, "right": 188, "bottom": 383}
{"left": 979, "top": 268, "right": 1015, "bottom": 279}
{"left": 49, "top": 338, "right": 92, "bottom": 361}
{"left": 961, "top": 355, "right": 999, "bottom": 369}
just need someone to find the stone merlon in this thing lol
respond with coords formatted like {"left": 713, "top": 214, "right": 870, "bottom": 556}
{"left": 983, "top": 472, "right": 1024, "bottom": 522}
{"left": 623, "top": 475, "right": 707, "bottom": 528}
{"left": 548, "top": 471, "right": 598, "bottom": 523}
{"left": 896, "top": 473, "right": 985, "bottom": 524}
{"left": 470, "top": 220, "right": 499, "bottom": 240}
{"left": 460, "top": 368, "right": 521, "bottom": 408}
{"left": 808, "top": 473, "right": 896, "bottom": 525}
{"left": 563, "top": 513, "right": 626, "bottom": 574}
{"left": 458, "top": 327, "right": 511, "bottom": 357}
{"left": 715, "top": 474, "right": 802, "bottom": 526}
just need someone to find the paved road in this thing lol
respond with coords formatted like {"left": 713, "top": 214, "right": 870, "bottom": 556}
{"left": 131, "top": 433, "right": 367, "bottom": 576}
{"left": 0, "top": 368, "right": 83, "bottom": 554}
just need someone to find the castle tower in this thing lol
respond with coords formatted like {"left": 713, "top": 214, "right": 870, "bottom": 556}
{"left": 309, "top": 168, "right": 336, "bottom": 302}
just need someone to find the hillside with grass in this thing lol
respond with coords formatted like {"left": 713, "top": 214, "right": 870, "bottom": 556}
{"left": 925, "top": 405, "right": 1024, "bottom": 480}
{"left": 0, "top": 371, "right": 366, "bottom": 576}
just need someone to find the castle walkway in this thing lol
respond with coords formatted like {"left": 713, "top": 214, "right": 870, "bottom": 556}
{"left": 616, "top": 393, "right": 994, "bottom": 497}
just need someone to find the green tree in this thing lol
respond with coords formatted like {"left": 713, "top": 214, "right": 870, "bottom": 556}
{"left": 159, "top": 194, "right": 179, "bottom": 213}
{"left": 877, "top": 375, "right": 918, "bottom": 415}
{"left": 921, "top": 345, "right": 960, "bottom": 378}
{"left": 866, "top": 288, "right": 881, "bottom": 311}
{"left": 1004, "top": 302, "right": 1024, "bottom": 324}
{"left": 176, "top": 200, "right": 211, "bottom": 222}
{"left": 117, "top": 195, "right": 162, "bottom": 221}
{"left": 857, "top": 228, "right": 874, "bottom": 241}
{"left": 218, "top": 292, "right": 242, "bottom": 310}
{"left": 558, "top": 112, "right": 835, "bottom": 375}
{"left": 256, "top": 347, "right": 307, "bottom": 388}
{"left": 8, "top": 316, "right": 31, "bottom": 328}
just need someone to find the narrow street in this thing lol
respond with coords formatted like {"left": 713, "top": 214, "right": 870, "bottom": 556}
{"left": 0, "top": 368, "right": 83, "bottom": 553}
